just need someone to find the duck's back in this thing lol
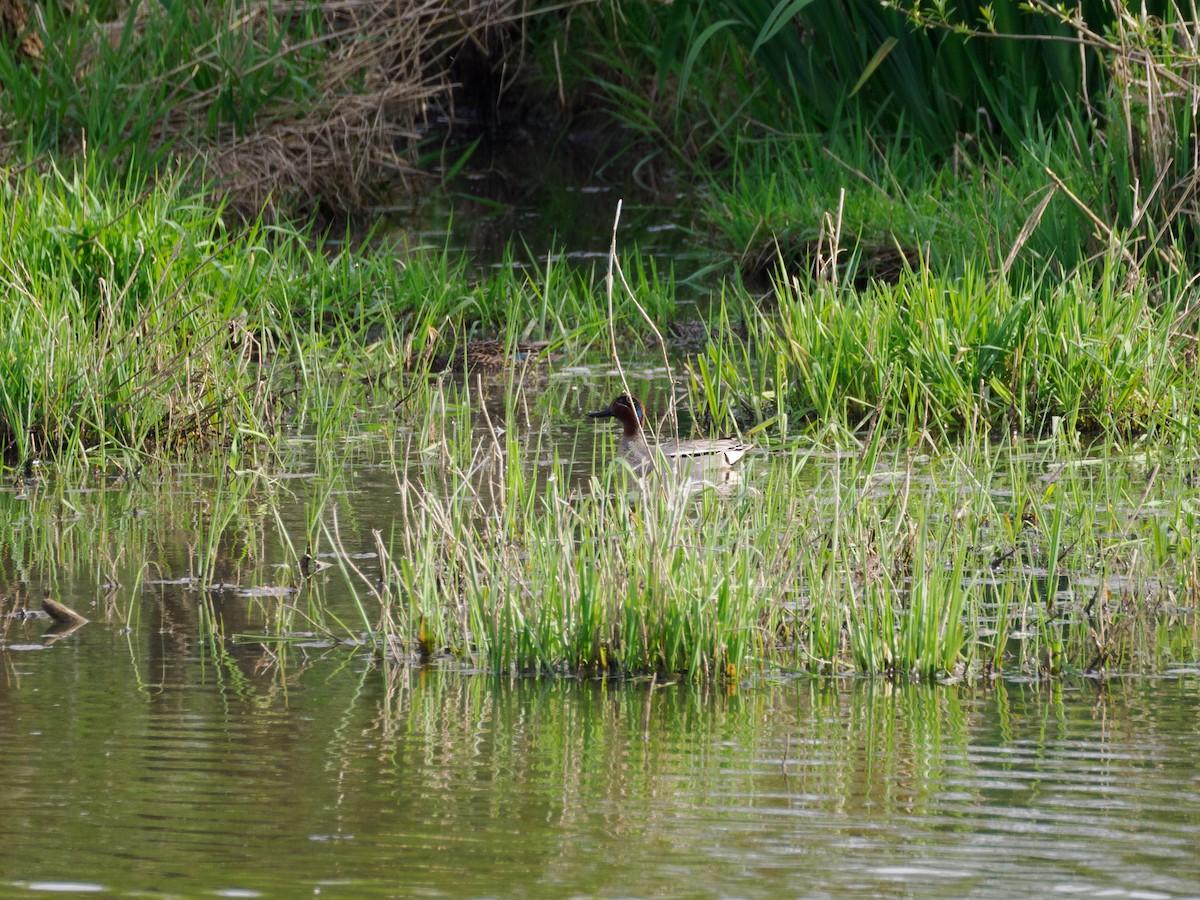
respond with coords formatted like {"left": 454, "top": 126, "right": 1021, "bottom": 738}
{"left": 617, "top": 435, "right": 749, "bottom": 474}
{"left": 660, "top": 437, "right": 750, "bottom": 468}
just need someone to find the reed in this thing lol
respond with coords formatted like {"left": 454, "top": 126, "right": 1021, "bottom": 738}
{"left": 257, "top": 380, "right": 1197, "bottom": 680}
{"left": 692, "top": 256, "right": 1194, "bottom": 440}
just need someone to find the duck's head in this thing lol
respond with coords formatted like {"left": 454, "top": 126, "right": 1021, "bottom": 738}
{"left": 587, "top": 394, "right": 646, "bottom": 436}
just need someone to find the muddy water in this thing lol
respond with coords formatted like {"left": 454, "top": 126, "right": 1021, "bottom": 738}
{"left": 2, "top": 374, "right": 1200, "bottom": 896}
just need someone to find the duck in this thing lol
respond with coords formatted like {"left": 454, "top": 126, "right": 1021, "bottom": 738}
{"left": 588, "top": 394, "right": 750, "bottom": 475}
{"left": 427, "top": 339, "right": 554, "bottom": 373}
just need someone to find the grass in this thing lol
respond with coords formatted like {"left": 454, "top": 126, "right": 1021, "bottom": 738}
{"left": 0, "top": 156, "right": 675, "bottom": 467}
{"left": 288, "top": 380, "right": 1199, "bottom": 681}
{"left": 3, "top": 0, "right": 1200, "bottom": 685}
{"left": 1, "top": 143, "right": 1196, "bottom": 683}
{"left": 4, "top": 373, "right": 1196, "bottom": 682}
{"left": 703, "top": 121, "right": 1113, "bottom": 284}
{"left": 689, "top": 256, "right": 1196, "bottom": 441}
{"left": 2, "top": 141, "right": 1196, "bottom": 684}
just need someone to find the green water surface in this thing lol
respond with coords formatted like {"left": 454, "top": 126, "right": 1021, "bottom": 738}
{"left": 1, "top": 650, "right": 1198, "bottom": 897}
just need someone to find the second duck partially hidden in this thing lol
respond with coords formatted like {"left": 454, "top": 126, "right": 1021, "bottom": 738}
{"left": 588, "top": 394, "right": 750, "bottom": 478}
{"left": 427, "top": 339, "right": 554, "bottom": 374}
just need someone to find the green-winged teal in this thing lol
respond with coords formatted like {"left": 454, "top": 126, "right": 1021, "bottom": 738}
{"left": 428, "top": 339, "right": 554, "bottom": 373}
{"left": 588, "top": 395, "right": 750, "bottom": 475}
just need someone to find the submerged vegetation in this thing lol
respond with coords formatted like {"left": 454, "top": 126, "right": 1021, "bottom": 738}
{"left": 1, "top": 0, "right": 1199, "bottom": 681}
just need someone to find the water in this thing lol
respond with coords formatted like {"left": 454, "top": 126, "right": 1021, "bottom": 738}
{"left": 2, "top": 371, "right": 1199, "bottom": 896}
{"left": 2, "top": 646, "right": 1199, "bottom": 897}
{"left": 373, "top": 123, "right": 705, "bottom": 280}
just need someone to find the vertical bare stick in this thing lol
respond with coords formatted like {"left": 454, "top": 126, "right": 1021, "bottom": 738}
{"left": 606, "top": 200, "right": 660, "bottom": 466}
{"left": 612, "top": 243, "right": 676, "bottom": 435}
{"left": 606, "top": 203, "right": 619, "bottom": 319}
{"left": 607, "top": 199, "right": 678, "bottom": 438}
{"left": 604, "top": 201, "right": 637, "bottom": 433}
{"left": 606, "top": 200, "right": 628, "bottom": 393}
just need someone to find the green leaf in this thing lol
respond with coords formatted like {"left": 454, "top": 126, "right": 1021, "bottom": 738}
{"left": 750, "top": 0, "right": 821, "bottom": 57}
{"left": 849, "top": 37, "right": 899, "bottom": 97}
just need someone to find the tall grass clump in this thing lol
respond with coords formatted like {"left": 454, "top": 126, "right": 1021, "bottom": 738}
{"left": 0, "top": 155, "right": 679, "bottom": 465}
{"left": 844, "top": 522, "right": 969, "bottom": 680}
{"left": 693, "top": 259, "right": 1193, "bottom": 440}
{"left": 0, "top": 160, "right": 258, "bottom": 462}
{"left": 359, "top": 388, "right": 776, "bottom": 679}
{"left": 704, "top": 116, "right": 1131, "bottom": 287}
{"left": 690, "top": 0, "right": 1167, "bottom": 148}
{"left": 888, "top": 0, "right": 1200, "bottom": 274}
{"left": 281, "top": 381, "right": 1196, "bottom": 680}
{"left": 551, "top": 0, "right": 1178, "bottom": 160}
{"left": 0, "top": 155, "right": 426, "bottom": 463}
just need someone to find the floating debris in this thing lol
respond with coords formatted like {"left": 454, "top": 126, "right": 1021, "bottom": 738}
{"left": 41, "top": 592, "right": 89, "bottom": 626}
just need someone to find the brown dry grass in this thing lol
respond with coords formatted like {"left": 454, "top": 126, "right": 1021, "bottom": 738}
{"left": 0, "top": 0, "right": 43, "bottom": 59}
{"left": 202, "top": 0, "right": 516, "bottom": 218}
{"left": 83, "top": 0, "right": 544, "bottom": 218}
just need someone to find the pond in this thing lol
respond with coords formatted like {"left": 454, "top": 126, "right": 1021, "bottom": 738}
{"left": 2, "top": 651, "right": 1199, "bottom": 897}
{"left": 2, "top": 361, "right": 1199, "bottom": 896}
{"left": 371, "top": 120, "right": 707, "bottom": 283}
{"left": 4, "top": 123, "right": 1200, "bottom": 891}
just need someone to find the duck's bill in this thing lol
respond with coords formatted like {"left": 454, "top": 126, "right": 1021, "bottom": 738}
{"left": 587, "top": 408, "right": 615, "bottom": 418}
